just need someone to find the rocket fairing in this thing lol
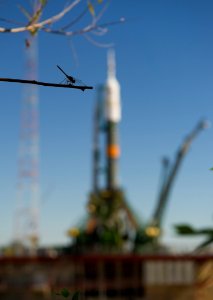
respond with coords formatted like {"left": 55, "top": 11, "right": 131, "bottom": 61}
{"left": 104, "top": 50, "right": 121, "bottom": 123}
{"left": 104, "top": 50, "right": 121, "bottom": 190}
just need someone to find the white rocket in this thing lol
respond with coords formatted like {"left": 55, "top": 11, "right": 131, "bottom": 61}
{"left": 104, "top": 49, "right": 121, "bottom": 190}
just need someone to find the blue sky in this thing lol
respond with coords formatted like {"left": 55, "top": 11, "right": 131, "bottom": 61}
{"left": 0, "top": 0, "right": 212, "bottom": 250}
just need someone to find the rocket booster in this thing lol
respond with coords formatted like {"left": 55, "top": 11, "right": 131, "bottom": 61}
{"left": 104, "top": 50, "right": 121, "bottom": 190}
{"left": 92, "top": 85, "right": 103, "bottom": 192}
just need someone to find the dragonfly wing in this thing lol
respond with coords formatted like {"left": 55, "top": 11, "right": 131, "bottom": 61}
{"left": 75, "top": 78, "right": 88, "bottom": 87}
{"left": 59, "top": 78, "right": 67, "bottom": 84}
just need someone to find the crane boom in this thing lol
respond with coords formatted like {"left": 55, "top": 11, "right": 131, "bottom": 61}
{"left": 149, "top": 120, "right": 208, "bottom": 231}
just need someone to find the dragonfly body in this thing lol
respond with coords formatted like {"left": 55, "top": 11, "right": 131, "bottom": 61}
{"left": 57, "top": 65, "right": 76, "bottom": 84}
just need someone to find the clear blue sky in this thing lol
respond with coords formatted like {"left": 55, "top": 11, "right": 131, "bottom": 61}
{"left": 0, "top": 0, "right": 212, "bottom": 250}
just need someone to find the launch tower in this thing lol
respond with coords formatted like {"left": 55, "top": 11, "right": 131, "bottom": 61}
{"left": 68, "top": 50, "right": 139, "bottom": 253}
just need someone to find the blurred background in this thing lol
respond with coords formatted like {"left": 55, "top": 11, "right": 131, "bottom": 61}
{"left": 0, "top": 1, "right": 212, "bottom": 299}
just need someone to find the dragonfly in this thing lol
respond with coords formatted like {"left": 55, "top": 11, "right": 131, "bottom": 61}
{"left": 57, "top": 65, "right": 87, "bottom": 87}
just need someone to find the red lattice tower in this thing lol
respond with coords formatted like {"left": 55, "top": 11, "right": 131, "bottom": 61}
{"left": 14, "top": 35, "right": 40, "bottom": 250}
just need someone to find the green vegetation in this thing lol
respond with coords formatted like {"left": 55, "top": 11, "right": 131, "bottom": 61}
{"left": 55, "top": 289, "right": 80, "bottom": 300}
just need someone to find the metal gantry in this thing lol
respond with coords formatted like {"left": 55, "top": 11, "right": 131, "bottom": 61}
{"left": 14, "top": 35, "right": 40, "bottom": 252}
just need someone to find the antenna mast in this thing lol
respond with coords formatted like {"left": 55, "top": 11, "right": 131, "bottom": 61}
{"left": 14, "top": 35, "right": 40, "bottom": 253}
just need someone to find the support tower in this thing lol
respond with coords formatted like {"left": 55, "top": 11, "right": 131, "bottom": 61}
{"left": 69, "top": 50, "right": 139, "bottom": 253}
